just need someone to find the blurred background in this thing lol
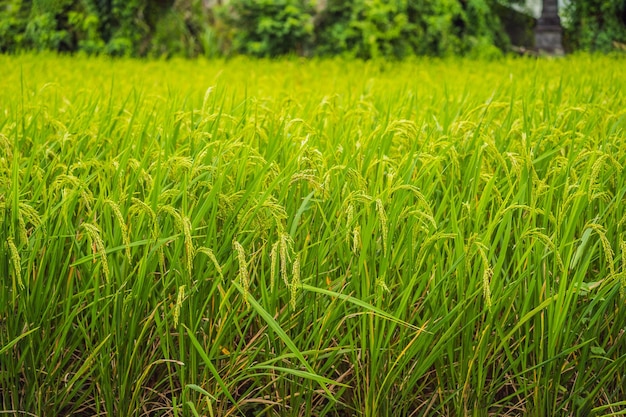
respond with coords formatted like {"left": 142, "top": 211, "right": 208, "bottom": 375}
{"left": 0, "top": 0, "right": 624, "bottom": 58}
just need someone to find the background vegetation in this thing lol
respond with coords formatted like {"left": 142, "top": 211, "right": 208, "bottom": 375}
{"left": 1, "top": 0, "right": 626, "bottom": 58}
{"left": 1, "top": 53, "right": 626, "bottom": 416}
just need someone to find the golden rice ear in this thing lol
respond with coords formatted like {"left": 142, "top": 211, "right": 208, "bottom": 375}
{"left": 477, "top": 247, "right": 493, "bottom": 311}
{"left": 352, "top": 225, "right": 361, "bottom": 255}
{"left": 290, "top": 254, "right": 300, "bottom": 310}
{"left": 173, "top": 285, "right": 185, "bottom": 327}
{"left": 482, "top": 267, "right": 493, "bottom": 311}
{"left": 196, "top": 246, "right": 223, "bottom": 278}
{"left": 158, "top": 205, "right": 195, "bottom": 273}
{"left": 7, "top": 236, "right": 23, "bottom": 291}
{"left": 130, "top": 198, "right": 163, "bottom": 270}
{"left": 279, "top": 232, "right": 292, "bottom": 288}
{"left": 521, "top": 229, "right": 564, "bottom": 272}
{"left": 233, "top": 241, "right": 249, "bottom": 307}
{"left": 105, "top": 199, "right": 131, "bottom": 264}
{"left": 182, "top": 215, "right": 194, "bottom": 274}
{"left": 345, "top": 203, "right": 354, "bottom": 241}
{"left": 81, "top": 222, "right": 109, "bottom": 282}
{"left": 17, "top": 211, "right": 27, "bottom": 246}
{"left": 587, "top": 223, "right": 615, "bottom": 276}
{"left": 376, "top": 199, "right": 388, "bottom": 254}
{"left": 269, "top": 241, "right": 278, "bottom": 289}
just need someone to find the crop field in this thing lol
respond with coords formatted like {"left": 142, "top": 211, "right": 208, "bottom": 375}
{"left": 1, "top": 54, "right": 626, "bottom": 416}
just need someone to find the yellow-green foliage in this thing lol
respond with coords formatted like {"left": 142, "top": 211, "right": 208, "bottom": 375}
{"left": 1, "top": 53, "right": 626, "bottom": 416}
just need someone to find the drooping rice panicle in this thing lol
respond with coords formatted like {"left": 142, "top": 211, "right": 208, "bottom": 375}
{"left": 269, "top": 241, "right": 278, "bottom": 289}
{"left": 173, "top": 285, "right": 185, "bottom": 327}
{"left": 233, "top": 240, "right": 249, "bottom": 306}
{"left": 105, "top": 199, "right": 132, "bottom": 263}
{"left": 290, "top": 254, "right": 300, "bottom": 310}
{"left": 81, "top": 222, "right": 110, "bottom": 282}
{"left": 196, "top": 246, "right": 223, "bottom": 278}
{"left": 1, "top": 54, "right": 625, "bottom": 417}
{"left": 7, "top": 236, "right": 23, "bottom": 290}
{"left": 375, "top": 199, "right": 388, "bottom": 254}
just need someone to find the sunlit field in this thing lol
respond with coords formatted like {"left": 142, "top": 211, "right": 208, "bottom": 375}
{"left": 1, "top": 53, "right": 625, "bottom": 416}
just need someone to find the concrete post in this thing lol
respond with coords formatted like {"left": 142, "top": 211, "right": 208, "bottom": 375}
{"left": 535, "top": 0, "right": 564, "bottom": 54}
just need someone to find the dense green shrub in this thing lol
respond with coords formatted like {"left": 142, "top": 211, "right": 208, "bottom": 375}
{"left": 564, "top": 0, "right": 626, "bottom": 51}
{"left": 314, "top": 0, "right": 505, "bottom": 59}
{"left": 147, "top": 0, "right": 214, "bottom": 58}
{"left": 2, "top": 0, "right": 626, "bottom": 57}
{"left": 0, "top": 1, "right": 23, "bottom": 52}
{"left": 0, "top": 0, "right": 214, "bottom": 57}
{"left": 224, "top": 0, "right": 315, "bottom": 57}
{"left": 0, "top": 0, "right": 75, "bottom": 52}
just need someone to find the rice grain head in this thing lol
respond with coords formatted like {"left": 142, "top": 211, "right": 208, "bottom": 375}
{"left": 345, "top": 204, "right": 354, "bottom": 241}
{"left": 474, "top": 241, "right": 492, "bottom": 311}
{"left": 130, "top": 198, "right": 162, "bottom": 268}
{"left": 588, "top": 154, "right": 607, "bottom": 200}
{"left": 377, "top": 276, "right": 390, "bottom": 294}
{"left": 279, "top": 233, "right": 292, "bottom": 287}
{"left": 195, "top": 246, "right": 223, "bottom": 278}
{"left": 353, "top": 225, "right": 361, "bottom": 255}
{"left": 105, "top": 199, "right": 131, "bottom": 263}
{"left": 81, "top": 222, "right": 110, "bottom": 282}
{"left": 588, "top": 223, "right": 615, "bottom": 276}
{"left": 269, "top": 241, "right": 278, "bottom": 289}
{"left": 233, "top": 241, "right": 249, "bottom": 307}
{"left": 159, "top": 205, "right": 188, "bottom": 271}
{"left": 18, "top": 202, "right": 41, "bottom": 230}
{"left": 376, "top": 199, "right": 388, "bottom": 254}
{"left": 290, "top": 254, "right": 300, "bottom": 310}
{"left": 523, "top": 229, "right": 564, "bottom": 272}
{"left": 182, "top": 215, "right": 194, "bottom": 274}
{"left": 17, "top": 212, "right": 28, "bottom": 245}
{"left": 173, "top": 285, "right": 185, "bottom": 327}
{"left": 7, "top": 236, "right": 23, "bottom": 290}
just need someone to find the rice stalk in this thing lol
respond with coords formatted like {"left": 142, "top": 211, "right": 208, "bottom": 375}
{"left": 588, "top": 153, "right": 623, "bottom": 201}
{"left": 269, "top": 241, "right": 278, "bottom": 288}
{"left": 233, "top": 240, "right": 249, "bottom": 307}
{"left": 105, "top": 199, "right": 132, "bottom": 263}
{"left": 81, "top": 222, "right": 109, "bottom": 282}
{"left": 130, "top": 198, "right": 163, "bottom": 270}
{"left": 353, "top": 225, "right": 361, "bottom": 254}
{"left": 279, "top": 232, "right": 292, "bottom": 288}
{"left": 345, "top": 203, "right": 354, "bottom": 241}
{"left": 195, "top": 246, "right": 223, "bottom": 278}
{"left": 290, "top": 254, "right": 300, "bottom": 310}
{"left": 17, "top": 211, "right": 27, "bottom": 245}
{"left": 376, "top": 199, "right": 388, "bottom": 254}
{"left": 521, "top": 228, "right": 565, "bottom": 272}
{"left": 471, "top": 238, "right": 492, "bottom": 311}
{"left": 7, "top": 236, "right": 23, "bottom": 290}
{"left": 173, "top": 285, "right": 185, "bottom": 327}
{"left": 587, "top": 223, "right": 616, "bottom": 276}
{"left": 182, "top": 215, "right": 194, "bottom": 274}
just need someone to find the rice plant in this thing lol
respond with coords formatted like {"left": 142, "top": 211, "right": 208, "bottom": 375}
{"left": 0, "top": 53, "right": 625, "bottom": 416}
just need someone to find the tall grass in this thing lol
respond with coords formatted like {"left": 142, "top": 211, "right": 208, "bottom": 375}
{"left": 1, "top": 53, "right": 625, "bottom": 416}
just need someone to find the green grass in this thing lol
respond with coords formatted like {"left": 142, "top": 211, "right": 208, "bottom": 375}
{"left": 1, "top": 53, "right": 626, "bottom": 417}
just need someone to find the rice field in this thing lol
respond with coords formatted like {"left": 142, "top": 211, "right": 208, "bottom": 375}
{"left": 1, "top": 53, "right": 626, "bottom": 417}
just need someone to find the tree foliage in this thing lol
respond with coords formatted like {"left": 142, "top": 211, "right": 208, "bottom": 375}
{"left": 225, "top": 0, "right": 314, "bottom": 57}
{"left": 564, "top": 0, "right": 626, "bottom": 51}
{"left": 314, "top": 0, "right": 506, "bottom": 58}
{"left": 0, "top": 0, "right": 212, "bottom": 56}
{"left": 1, "top": 0, "right": 625, "bottom": 57}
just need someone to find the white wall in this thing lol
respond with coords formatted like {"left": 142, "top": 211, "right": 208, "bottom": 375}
{"left": 510, "top": 0, "right": 571, "bottom": 19}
